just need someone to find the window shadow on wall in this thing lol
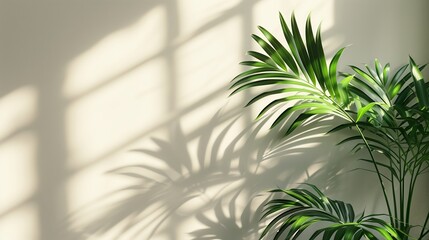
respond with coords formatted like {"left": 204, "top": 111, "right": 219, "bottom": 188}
{"left": 0, "top": 0, "right": 396, "bottom": 239}
{"left": 0, "top": 0, "right": 186, "bottom": 239}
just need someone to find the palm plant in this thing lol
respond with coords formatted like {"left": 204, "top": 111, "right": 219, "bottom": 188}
{"left": 230, "top": 12, "right": 429, "bottom": 239}
{"left": 261, "top": 184, "right": 399, "bottom": 240}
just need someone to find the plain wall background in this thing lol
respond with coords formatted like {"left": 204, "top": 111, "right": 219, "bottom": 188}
{"left": 0, "top": 0, "right": 428, "bottom": 239}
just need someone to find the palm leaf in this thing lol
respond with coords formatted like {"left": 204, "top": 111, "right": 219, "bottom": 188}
{"left": 258, "top": 26, "right": 299, "bottom": 75}
{"left": 230, "top": 13, "right": 353, "bottom": 136}
{"left": 409, "top": 56, "right": 429, "bottom": 108}
{"left": 260, "top": 184, "right": 399, "bottom": 240}
{"left": 231, "top": 11, "right": 429, "bottom": 239}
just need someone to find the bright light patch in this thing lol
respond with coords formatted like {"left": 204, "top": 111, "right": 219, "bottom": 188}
{"left": 0, "top": 203, "right": 39, "bottom": 240}
{"left": 178, "top": 0, "right": 242, "bottom": 37}
{"left": 66, "top": 57, "right": 167, "bottom": 169}
{"left": 0, "top": 86, "right": 37, "bottom": 141}
{"left": 63, "top": 5, "right": 166, "bottom": 99}
{"left": 0, "top": 132, "right": 37, "bottom": 214}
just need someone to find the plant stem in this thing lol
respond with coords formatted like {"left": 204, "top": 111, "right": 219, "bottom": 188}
{"left": 391, "top": 129, "right": 403, "bottom": 229}
{"left": 318, "top": 82, "right": 395, "bottom": 229}
{"left": 405, "top": 139, "right": 422, "bottom": 238}
{"left": 406, "top": 155, "right": 422, "bottom": 234}
{"left": 354, "top": 125, "right": 394, "bottom": 225}
{"left": 419, "top": 212, "right": 429, "bottom": 240}
{"left": 400, "top": 153, "right": 405, "bottom": 232}
{"left": 390, "top": 155, "right": 399, "bottom": 229}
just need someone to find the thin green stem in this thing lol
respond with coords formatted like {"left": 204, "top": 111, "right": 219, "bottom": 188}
{"left": 302, "top": 68, "right": 395, "bottom": 230}
{"left": 400, "top": 153, "right": 405, "bottom": 232}
{"left": 419, "top": 212, "right": 429, "bottom": 240}
{"left": 400, "top": 178, "right": 405, "bottom": 234}
{"left": 388, "top": 129, "right": 401, "bottom": 229}
{"left": 332, "top": 99, "right": 395, "bottom": 227}
{"left": 406, "top": 155, "right": 423, "bottom": 231}
{"left": 325, "top": 94, "right": 395, "bottom": 226}
{"left": 404, "top": 137, "right": 423, "bottom": 237}
{"left": 394, "top": 127, "right": 410, "bottom": 236}
{"left": 354, "top": 125, "right": 394, "bottom": 225}
{"left": 391, "top": 171, "right": 398, "bottom": 228}
{"left": 391, "top": 132, "right": 400, "bottom": 229}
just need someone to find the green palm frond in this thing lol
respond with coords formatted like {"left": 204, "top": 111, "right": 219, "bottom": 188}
{"left": 344, "top": 58, "right": 429, "bottom": 238}
{"left": 231, "top": 11, "right": 429, "bottom": 240}
{"left": 348, "top": 61, "right": 401, "bottom": 127}
{"left": 230, "top": 13, "right": 353, "bottom": 135}
{"left": 348, "top": 58, "right": 429, "bottom": 153}
{"left": 409, "top": 57, "right": 429, "bottom": 108}
{"left": 349, "top": 59, "right": 428, "bottom": 126}
{"left": 260, "top": 184, "right": 399, "bottom": 240}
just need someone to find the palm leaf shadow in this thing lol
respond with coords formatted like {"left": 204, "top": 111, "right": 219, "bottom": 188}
{"left": 67, "top": 106, "right": 352, "bottom": 239}
{"left": 66, "top": 109, "right": 267, "bottom": 239}
{"left": 189, "top": 192, "right": 268, "bottom": 240}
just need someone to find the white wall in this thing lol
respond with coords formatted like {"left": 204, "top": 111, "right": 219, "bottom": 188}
{"left": 0, "top": 0, "right": 428, "bottom": 239}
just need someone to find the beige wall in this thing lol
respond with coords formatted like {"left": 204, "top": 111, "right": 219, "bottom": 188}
{"left": 0, "top": 0, "right": 428, "bottom": 239}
